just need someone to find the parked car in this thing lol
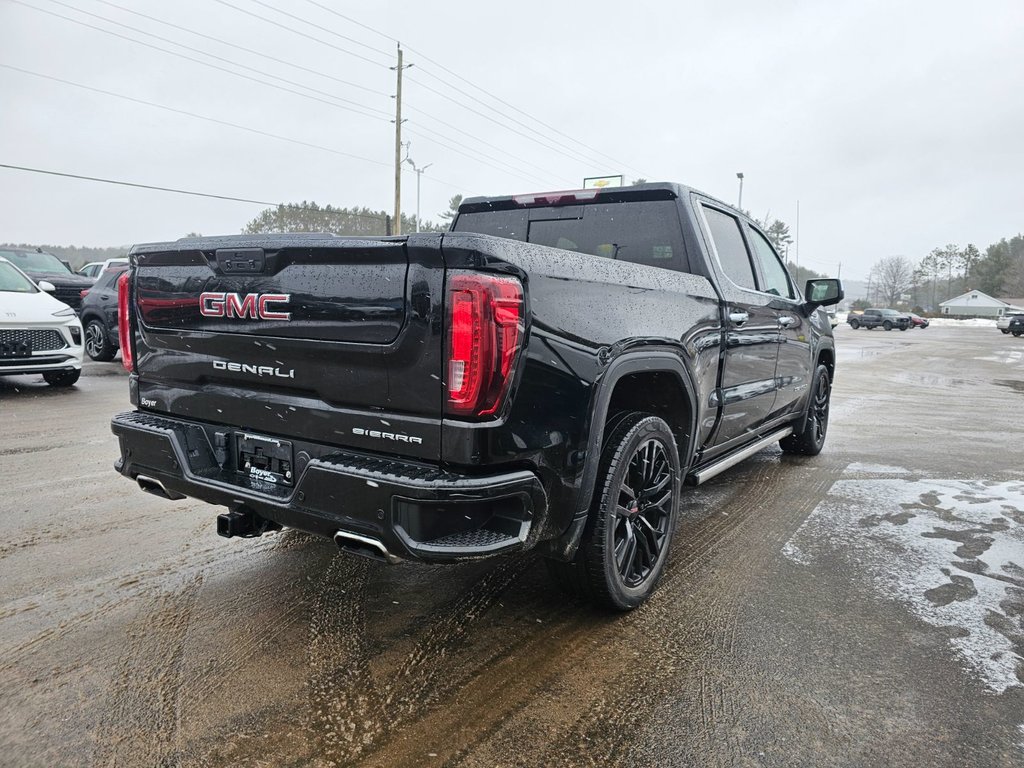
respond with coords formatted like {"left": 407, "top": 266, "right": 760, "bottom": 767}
{"left": 0, "top": 247, "right": 94, "bottom": 312}
{"left": 79, "top": 258, "right": 129, "bottom": 280}
{"left": 908, "top": 313, "right": 929, "bottom": 328}
{"left": 79, "top": 267, "right": 125, "bottom": 361}
{"left": 847, "top": 308, "right": 911, "bottom": 331}
{"left": 997, "top": 313, "right": 1024, "bottom": 334}
{"left": 0, "top": 256, "right": 84, "bottom": 386}
{"left": 1010, "top": 315, "right": 1024, "bottom": 337}
{"left": 111, "top": 182, "right": 843, "bottom": 610}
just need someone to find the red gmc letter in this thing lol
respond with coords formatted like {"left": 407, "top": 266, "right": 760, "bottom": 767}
{"left": 258, "top": 294, "right": 291, "bottom": 320}
{"left": 199, "top": 292, "right": 225, "bottom": 316}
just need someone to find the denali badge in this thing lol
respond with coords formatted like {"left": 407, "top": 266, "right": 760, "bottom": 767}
{"left": 200, "top": 292, "right": 291, "bottom": 320}
{"left": 213, "top": 360, "right": 295, "bottom": 378}
{"left": 353, "top": 427, "right": 423, "bottom": 445}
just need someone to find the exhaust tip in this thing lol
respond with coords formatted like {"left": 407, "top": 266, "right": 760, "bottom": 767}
{"left": 334, "top": 530, "right": 402, "bottom": 564}
{"left": 136, "top": 474, "right": 185, "bottom": 501}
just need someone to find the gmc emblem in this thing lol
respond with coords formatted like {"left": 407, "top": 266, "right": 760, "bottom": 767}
{"left": 199, "top": 292, "right": 291, "bottom": 320}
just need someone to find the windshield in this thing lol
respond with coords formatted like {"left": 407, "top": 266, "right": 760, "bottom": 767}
{"left": 0, "top": 261, "right": 38, "bottom": 293}
{"left": 0, "top": 249, "right": 71, "bottom": 275}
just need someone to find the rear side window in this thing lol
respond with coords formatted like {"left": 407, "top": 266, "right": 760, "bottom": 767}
{"left": 453, "top": 200, "right": 690, "bottom": 273}
{"left": 701, "top": 206, "right": 756, "bottom": 290}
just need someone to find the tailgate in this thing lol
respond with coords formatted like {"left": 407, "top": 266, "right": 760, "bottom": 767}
{"left": 131, "top": 234, "right": 445, "bottom": 460}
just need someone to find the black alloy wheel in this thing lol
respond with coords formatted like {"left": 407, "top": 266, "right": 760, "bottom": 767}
{"left": 84, "top": 319, "right": 115, "bottom": 362}
{"left": 545, "top": 413, "right": 681, "bottom": 610}
{"left": 883, "top": 320, "right": 893, "bottom": 331}
{"left": 612, "top": 438, "right": 674, "bottom": 588}
{"left": 781, "top": 364, "right": 831, "bottom": 456}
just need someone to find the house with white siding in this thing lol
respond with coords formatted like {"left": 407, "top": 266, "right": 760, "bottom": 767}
{"left": 939, "top": 290, "right": 1024, "bottom": 317}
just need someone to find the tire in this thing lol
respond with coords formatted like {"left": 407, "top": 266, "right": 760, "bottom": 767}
{"left": 546, "top": 413, "right": 681, "bottom": 611}
{"left": 1014, "top": 331, "right": 1022, "bottom": 337}
{"left": 849, "top": 319, "right": 860, "bottom": 329}
{"left": 84, "top": 319, "right": 116, "bottom": 361}
{"left": 1002, "top": 329, "right": 1011, "bottom": 334}
{"left": 43, "top": 369, "right": 81, "bottom": 387}
{"left": 780, "top": 364, "right": 831, "bottom": 456}
{"left": 899, "top": 325, "right": 908, "bottom": 331}
{"left": 883, "top": 321, "right": 893, "bottom": 331}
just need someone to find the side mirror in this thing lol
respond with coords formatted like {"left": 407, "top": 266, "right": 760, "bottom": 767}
{"left": 805, "top": 278, "right": 843, "bottom": 308}
{"left": 37, "top": 280, "right": 56, "bottom": 293}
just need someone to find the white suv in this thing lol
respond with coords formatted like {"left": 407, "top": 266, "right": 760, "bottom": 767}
{"left": 997, "top": 313, "right": 1024, "bottom": 334}
{"left": 0, "top": 256, "right": 84, "bottom": 386}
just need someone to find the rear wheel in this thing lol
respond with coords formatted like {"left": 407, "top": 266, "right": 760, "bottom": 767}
{"left": 883, "top": 320, "right": 893, "bottom": 331}
{"left": 780, "top": 364, "right": 830, "bottom": 456}
{"left": 849, "top": 318, "right": 860, "bottom": 329}
{"left": 1001, "top": 329, "right": 1010, "bottom": 334}
{"left": 43, "top": 369, "right": 81, "bottom": 387}
{"left": 546, "top": 413, "right": 680, "bottom": 611}
{"left": 1014, "top": 331, "right": 1022, "bottom": 337}
{"left": 84, "top": 319, "right": 115, "bottom": 361}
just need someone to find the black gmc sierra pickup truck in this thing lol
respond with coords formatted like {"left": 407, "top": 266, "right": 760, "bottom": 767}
{"left": 111, "top": 183, "right": 842, "bottom": 609}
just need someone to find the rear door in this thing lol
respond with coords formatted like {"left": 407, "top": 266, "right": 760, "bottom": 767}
{"left": 131, "top": 234, "right": 445, "bottom": 460}
{"left": 697, "top": 203, "right": 781, "bottom": 448}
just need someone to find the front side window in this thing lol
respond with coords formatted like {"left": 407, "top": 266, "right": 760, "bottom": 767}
{"left": 747, "top": 227, "right": 796, "bottom": 299}
{"left": 701, "top": 206, "right": 756, "bottom": 290}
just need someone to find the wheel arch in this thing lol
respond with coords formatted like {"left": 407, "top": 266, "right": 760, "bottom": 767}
{"left": 548, "top": 350, "right": 699, "bottom": 560}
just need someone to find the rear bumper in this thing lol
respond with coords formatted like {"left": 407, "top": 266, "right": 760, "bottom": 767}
{"left": 111, "top": 411, "right": 546, "bottom": 562}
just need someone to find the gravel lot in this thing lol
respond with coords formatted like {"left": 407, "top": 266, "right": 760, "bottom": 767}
{"left": 1, "top": 325, "right": 1021, "bottom": 767}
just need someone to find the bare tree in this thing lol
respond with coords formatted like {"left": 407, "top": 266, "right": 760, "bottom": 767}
{"left": 873, "top": 256, "right": 915, "bottom": 306}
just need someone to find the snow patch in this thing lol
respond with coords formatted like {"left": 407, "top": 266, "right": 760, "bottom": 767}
{"left": 784, "top": 478, "right": 1024, "bottom": 693}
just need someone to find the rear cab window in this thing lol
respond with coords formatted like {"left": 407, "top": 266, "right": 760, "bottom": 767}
{"left": 452, "top": 200, "right": 691, "bottom": 274}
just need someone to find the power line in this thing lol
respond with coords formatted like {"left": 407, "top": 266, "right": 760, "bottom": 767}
{"left": 11, "top": 0, "right": 392, "bottom": 123}
{"left": 297, "top": 0, "right": 649, "bottom": 177}
{"left": 32, "top": 0, "right": 393, "bottom": 119}
{"left": 0, "top": 64, "right": 469, "bottom": 193}
{"left": 0, "top": 64, "right": 389, "bottom": 168}
{"left": 246, "top": 0, "right": 392, "bottom": 59}
{"left": 211, "top": 0, "right": 629, "bottom": 176}
{"left": 210, "top": 0, "right": 390, "bottom": 69}
{"left": 35, "top": 1, "right": 562, "bottom": 186}
{"left": 0, "top": 162, "right": 385, "bottom": 219}
{"left": 88, "top": 0, "right": 387, "bottom": 98}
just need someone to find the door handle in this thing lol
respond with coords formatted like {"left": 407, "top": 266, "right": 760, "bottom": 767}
{"left": 728, "top": 312, "right": 749, "bottom": 326}
{"left": 778, "top": 316, "right": 797, "bottom": 328}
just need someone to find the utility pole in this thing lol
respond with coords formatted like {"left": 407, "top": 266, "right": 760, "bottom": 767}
{"left": 403, "top": 143, "right": 433, "bottom": 233}
{"left": 391, "top": 44, "right": 411, "bottom": 235}
{"left": 736, "top": 172, "right": 744, "bottom": 210}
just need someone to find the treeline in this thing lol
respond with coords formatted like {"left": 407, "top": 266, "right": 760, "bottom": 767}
{"left": 864, "top": 234, "right": 1024, "bottom": 309}
{"left": 242, "top": 201, "right": 446, "bottom": 236}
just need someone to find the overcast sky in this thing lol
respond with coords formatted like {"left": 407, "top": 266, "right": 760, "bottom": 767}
{"left": 2, "top": 0, "right": 1022, "bottom": 279}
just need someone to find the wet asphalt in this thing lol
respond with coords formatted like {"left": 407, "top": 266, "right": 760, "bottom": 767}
{"left": 0, "top": 325, "right": 1021, "bottom": 767}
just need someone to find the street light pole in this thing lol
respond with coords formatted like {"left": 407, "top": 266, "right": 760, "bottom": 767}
{"left": 403, "top": 144, "right": 432, "bottom": 233}
{"left": 736, "top": 172, "right": 744, "bottom": 210}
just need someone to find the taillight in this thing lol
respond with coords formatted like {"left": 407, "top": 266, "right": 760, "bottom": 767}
{"left": 445, "top": 273, "right": 524, "bottom": 417}
{"left": 117, "top": 270, "right": 135, "bottom": 372}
